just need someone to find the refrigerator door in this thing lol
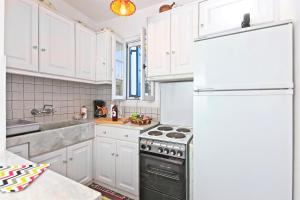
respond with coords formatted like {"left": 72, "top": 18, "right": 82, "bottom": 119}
{"left": 193, "top": 23, "right": 293, "bottom": 91}
{"left": 193, "top": 90, "right": 293, "bottom": 200}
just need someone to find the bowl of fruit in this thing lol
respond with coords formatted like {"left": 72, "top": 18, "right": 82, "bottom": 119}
{"left": 129, "top": 113, "right": 152, "bottom": 125}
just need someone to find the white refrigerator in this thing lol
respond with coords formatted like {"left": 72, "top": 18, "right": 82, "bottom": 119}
{"left": 193, "top": 22, "right": 293, "bottom": 200}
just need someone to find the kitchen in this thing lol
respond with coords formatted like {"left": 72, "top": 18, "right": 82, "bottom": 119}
{"left": 0, "top": 0, "right": 300, "bottom": 200}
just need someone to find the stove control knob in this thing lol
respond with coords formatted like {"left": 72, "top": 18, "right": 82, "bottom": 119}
{"left": 164, "top": 149, "right": 169, "bottom": 154}
{"left": 141, "top": 144, "right": 146, "bottom": 150}
{"left": 170, "top": 150, "right": 176, "bottom": 156}
{"left": 146, "top": 145, "right": 151, "bottom": 151}
{"left": 177, "top": 151, "right": 183, "bottom": 157}
{"left": 158, "top": 147, "right": 163, "bottom": 153}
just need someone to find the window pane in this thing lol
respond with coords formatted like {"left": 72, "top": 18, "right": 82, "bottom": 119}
{"left": 128, "top": 45, "right": 141, "bottom": 98}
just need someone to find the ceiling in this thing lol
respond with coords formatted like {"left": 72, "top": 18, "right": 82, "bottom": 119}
{"left": 62, "top": 0, "right": 166, "bottom": 22}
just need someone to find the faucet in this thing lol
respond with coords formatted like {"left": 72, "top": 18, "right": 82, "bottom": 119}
{"left": 31, "top": 105, "right": 55, "bottom": 116}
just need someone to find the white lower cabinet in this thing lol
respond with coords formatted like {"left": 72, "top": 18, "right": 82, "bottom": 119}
{"left": 94, "top": 125, "right": 139, "bottom": 198}
{"left": 31, "top": 148, "right": 67, "bottom": 176}
{"left": 31, "top": 140, "right": 93, "bottom": 184}
{"left": 115, "top": 140, "right": 139, "bottom": 195}
{"left": 7, "top": 143, "right": 29, "bottom": 159}
{"left": 94, "top": 137, "right": 116, "bottom": 187}
{"left": 67, "top": 140, "right": 93, "bottom": 184}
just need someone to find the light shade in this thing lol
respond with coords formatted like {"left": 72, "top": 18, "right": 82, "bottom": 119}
{"left": 110, "top": 0, "right": 136, "bottom": 16}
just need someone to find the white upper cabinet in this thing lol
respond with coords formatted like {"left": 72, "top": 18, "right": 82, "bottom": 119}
{"left": 112, "top": 35, "right": 126, "bottom": 100}
{"left": 147, "top": 3, "right": 197, "bottom": 81}
{"left": 96, "top": 31, "right": 113, "bottom": 83}
{"left": 199, "top": 0, "right": 277, "bottom": 37}
{"left": 67, "top": 140, "right": 93, "bottom": 184}
{"left": 147, "top": 11, "right": 171, "bottom": 77}
{"left": 171, "top": 4, "right": 195, "bottom": 75}
{"left": 39, "top": 7, "right": 75, "bottom": 77}
{"left": 75, "top": 24, "right": 96, "bottom": 81}
{"left": 5, "top": 0, "right": 38, "bottom": 72}
{"left": 115, "top": 140, "right": 139, "bottom": 195}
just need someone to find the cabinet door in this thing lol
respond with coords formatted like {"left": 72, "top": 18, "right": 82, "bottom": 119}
{"left": 199, "top": 0, "right": 276, "bottom": 36}
{"left": 7, "top": 144, "right": 29, "bottom": 159}
{"left": 96, "top": 32, "right": 112, "bottom": 82}
{"left": 5, "top": 0, "right": 38, "bottom": 71}
{"left": 112, "top": 35, "right": 126, "bottom": 100}
{"left": 94, "top": 137, "right": 116, "bottom": 187}
{"left": 147, "top": 11, "right": 171, "bottom": 77}
{"left": 75, "top": 24, "right": 96, "bottom": 81}
{"left": 39, "top": 7, "right": 75, "bottom": 77}
{"left": 31, "top": 148, "right": 67, "bottom": 176}
{"left": 116, "top": 140, "right": 139, "bottom": 195}
{"left": 171, "top": 4, "right": 195, "bottom": 75}
{"left": 67, "top": 140, "right": 93, "bottom": 184}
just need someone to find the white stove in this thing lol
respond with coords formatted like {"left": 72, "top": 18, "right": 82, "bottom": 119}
{"left": 139, "top": 124, "right": 193, "bottom": 159}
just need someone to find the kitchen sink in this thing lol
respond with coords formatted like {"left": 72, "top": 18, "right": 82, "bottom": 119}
{"left": 7, "top": 119, "right": 40, "bottom": 137}
{"left": 40, "top": 120, "right": 88, "bottom": 131}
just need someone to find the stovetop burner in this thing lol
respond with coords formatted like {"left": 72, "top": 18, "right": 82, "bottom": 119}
{"left": 148, "top": 131, "right": 163, "bottom": 136}
{"left": 157, "top": 126, "right": 173, "bottom": 131}
{"left": 166, "top": 132, "right": 186, "bottom": 139}
{"left": 176, "top": 128, "right": 191, "bottom": 133}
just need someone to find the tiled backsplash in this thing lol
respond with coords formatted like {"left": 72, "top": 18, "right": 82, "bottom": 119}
{"left": 6, "top": 73, "right": 112, "bottom": 122}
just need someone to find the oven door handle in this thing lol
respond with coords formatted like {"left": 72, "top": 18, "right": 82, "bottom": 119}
{"left": 140, "top": 153, "right": 184, "bottom": 165}
{"left": 145, "top": 167, "right": 180, "bottom": 181}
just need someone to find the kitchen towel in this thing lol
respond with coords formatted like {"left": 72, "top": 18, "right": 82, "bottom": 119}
{"left": 0, "top": 164, "right": 49, "bottom": 193}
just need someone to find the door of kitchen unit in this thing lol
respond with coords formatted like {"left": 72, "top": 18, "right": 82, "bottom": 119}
{"left": 198, "top": 0, "right": 276, "bottom": 36}
{"left": 193, "top": 90, "right": 293, "bottom": 200}
{"left": 171, "top": 4, "right": 195, "bottom": 75}
{"left": 31, "top": 148, "right": 67, "bottom": 177}
{"left": 94, "top": 137, "right": 116, "bottom": 187}
{"left": 67, "top": 140, "right": 93, "bottom": 184}
{"left": 39, "top": 7, "right": 75, "bottom": 77}
{"left": 96, "top": 31, "right": 113, "bottom": 82}
{"left": 5, "top": 0, "right": 39, "bottom": 72}
{"left": 75, "top": 24, "right": 96, "bottom": 81}
{"left": 115, "top": 140, "right": 139, "bottom": 195}
{"left": 147, "top": 11, "right": 171, "bottom": 77}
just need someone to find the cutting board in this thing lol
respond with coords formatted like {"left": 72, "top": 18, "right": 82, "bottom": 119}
{"left": 95, "top": 118, "right": 128, "bottom": 125}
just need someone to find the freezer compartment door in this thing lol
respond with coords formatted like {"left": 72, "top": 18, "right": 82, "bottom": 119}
{"left": 193, "top": 23, "right": 293, "bottom": 91}
{"left": 193, "top": 90, "right": 293, "bottom": 200}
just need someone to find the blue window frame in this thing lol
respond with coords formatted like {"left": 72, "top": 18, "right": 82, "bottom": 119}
{"left": 128, "top": 45, "right": 141, "bottom": 98}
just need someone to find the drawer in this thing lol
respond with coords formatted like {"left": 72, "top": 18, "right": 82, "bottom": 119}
{"left": 95, "top": 125, "right": 140, "bottom": 143}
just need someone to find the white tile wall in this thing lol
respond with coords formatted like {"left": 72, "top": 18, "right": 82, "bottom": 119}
{"left": 6, "top": 73, "right": 112, "bottom": 122}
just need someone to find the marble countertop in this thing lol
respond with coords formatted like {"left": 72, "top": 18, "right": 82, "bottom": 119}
{"left": 0, "top": 151, "right": 101, "bottom": 200}
{"left": 95, "top": 120, "right": 160, "bottom": 131}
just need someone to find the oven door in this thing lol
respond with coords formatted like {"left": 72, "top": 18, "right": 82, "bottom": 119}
{"left": 140, "top": 152, "right": 186, "bottom": 200}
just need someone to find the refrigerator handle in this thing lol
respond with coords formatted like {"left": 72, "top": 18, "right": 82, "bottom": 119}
{"left": 194, "top": 88, "right": 215, "bottom": 92}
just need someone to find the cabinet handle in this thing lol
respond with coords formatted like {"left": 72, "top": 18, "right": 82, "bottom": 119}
{"left": 166, "top": 52, "right": 170, "bottom": 55}
{"left": 124, "top": 134, "right": 129, "bottom": 137}
{"left": 111, "top": 153, "right": 115, "bottom": 156}
{"left": 103, "top": 131, "right": 107, "bottom": 134}
{"left": 115, "top": 154, "right": 119, "bottom": 157}
{"left": 63, "top": 160, "right": 67, "bottom": 164}
{"left": 32, "top": 46, "right": 38, "bottom": 50}
{"left": 41, "top": 48, "right": 46, "bottom": 52}
{"left": 171, "top": 51, "right": 175, "bottom": 54}
{"left": 69, "top": 157, "right": 73, "bottom": 161}
{"left": 200, "top": 24, "right": 204, "bottom": 27}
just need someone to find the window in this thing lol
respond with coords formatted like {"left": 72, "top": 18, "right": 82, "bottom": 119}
{"left": 126, "top": 28, "right": 155, "bottom": 101}
{"left": 128, "top": 44, "right": 141, "bottom": 98}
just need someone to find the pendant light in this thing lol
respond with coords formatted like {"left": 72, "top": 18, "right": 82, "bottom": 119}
{"left": 110, "top": 0, "right": 136, "bottom": 16}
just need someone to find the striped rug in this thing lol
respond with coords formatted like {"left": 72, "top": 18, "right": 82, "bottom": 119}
{"left": 89, "top": 183, "right": 134, "bottom": 200}
{"left": 0, "top": 164, "right": 49, "bottom": 193}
